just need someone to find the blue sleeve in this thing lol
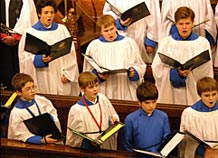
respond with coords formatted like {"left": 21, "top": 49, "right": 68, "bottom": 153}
{"left": 205, "top": 30, "right": 216, "bottom": 45}
{"left": 33, "top": 55, "right": 48, "bottom": 68}
{"left": 91, "top": 69, "right": 106, "bottom": 83}
{"left": 116, "top": 19, "right": 128, "bottom": 31}
{"left": 170, "top": 68, "right": 186, "bottom": 88}
{"left": 195, "top": 143, "right": 205, "bottom": 157}
{"left": 122, "top": 117, "right": 134, "bottom": 152}
{"left": 26, "top": 135, "right": 43, "bottom": 144}
{"left": 170, "top": 24, "right": 178, "bottom": 35}
{"left": 128, "top": 67, "right": 139, "bottom": 81}
{"left": 144, "top": 37, "right": 157, "bottom": 48}
{"left": 162, "top": 115, "right": 171, "bottom": 140}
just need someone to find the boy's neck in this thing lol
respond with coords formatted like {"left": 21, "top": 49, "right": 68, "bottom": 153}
{"left": 84, "top": 95, "right": 97, "bottom": 104}
{"left": 20, "top": 97, "right": 33, "bottom": 103}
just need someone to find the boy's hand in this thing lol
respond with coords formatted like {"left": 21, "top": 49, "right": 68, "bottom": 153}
{"left": 128, "top": 67, "right": 135, "bottom": 78}
{"left": 110, "top": 117, "right": 118, "bottom": 124}
{"left": 61, "top": 75, "right": 70, "bottom": 84}
{"left": 146, "top": 46, "right": 154, "bottom": 54}
{"left": 120, "top": 17, "right": 132, "bottom": 26}
{"left": 41, "top": 134, "right": 58, "bottom": 144}
{"left": 98, "top": 72, "right": 109, "bottom": 80}
{"left": 42, "top": 55, "right": 52, "bottom": 63}
{"left": 178, "top": 67, "right": 192, "bottom": 77}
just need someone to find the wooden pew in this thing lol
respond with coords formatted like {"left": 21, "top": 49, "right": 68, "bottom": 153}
{"left": 0, "top": 138, "right": 140, "bottom": 158}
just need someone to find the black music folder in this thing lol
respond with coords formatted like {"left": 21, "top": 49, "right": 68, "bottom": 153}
{"left": 68, "top": 121, "right": 124, "bottom": 145}
{"left": 24, "top": 33, "right": 72, "bottom": 61}
{"left": 23, "top": 113, "right": 64, "bottom": 140}
{"left": 82, "top": 53, "right": 128, "bottom": 74}
{"left": 158, "top": 49, "right": 210, "bottom": 70}
{"left": 106, "top": 0, "right": 150, "bottom": 25}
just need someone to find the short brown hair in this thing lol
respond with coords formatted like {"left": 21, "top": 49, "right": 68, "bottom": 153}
{"left": 97, "top": 14, "right": 116, "bottom": 28}
{"left": 78, "top": 72, "right": 98, "bottom": 89}
{"left": 136, "top": 81, "right": 158, "bottom": 102}
{"left": 175, "top": 6, "right": 195, "bottom": 23}
{"left": 197, "top": 77, "right": 218, "bottom": 96}
{"left": 11, "top": 73, "right": 34, "bottom": 91}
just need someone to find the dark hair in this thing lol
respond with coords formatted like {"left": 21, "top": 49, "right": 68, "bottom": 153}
{"left": 136, "top": 81, "right": 158, "bottom": 102}
{"left": 78, "top": 72, "right": 98, "bottom": 89}
{"left": 175, "top": 6, "right": 195, "bottom": 23}
{"left": 197, "top": 77, "right": 218, "bottom": 96}
{"left": 36, "top": 0, "right": 57, "bottom": 14}
{"left": 11, "top": 73, "right": 34, "bottom": 91}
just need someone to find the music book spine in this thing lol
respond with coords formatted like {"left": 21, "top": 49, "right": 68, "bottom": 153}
{"left": 100, "top": 124, "right": 123, "bottom": 142}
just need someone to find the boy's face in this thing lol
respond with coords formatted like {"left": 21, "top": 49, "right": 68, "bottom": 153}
{"left": 101, "top": 24, "right": 117, "bottom": 42}
{"left": 201, "top": 90, "right": 218, "bottom": 109}
{"left": 139, "top": 100, "right": 157, "bottom": 116}
{"left": 38, "top": 6, "right": 55, "bottom": 27}
{"left": 81, "top": 82, "right": 99, "bottom": 102}
{"left": 17, "top": 81, "right": 36, "bottom": 102}
{"left": 176, "top": 17, "right": 193, "bottom": 39}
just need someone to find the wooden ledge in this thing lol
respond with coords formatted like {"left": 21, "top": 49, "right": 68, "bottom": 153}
{"left": 1, "top": 138, "right": 139, "bottom": 158}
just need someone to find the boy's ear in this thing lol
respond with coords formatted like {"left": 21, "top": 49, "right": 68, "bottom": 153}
{"left": 15, "top": 90, "right": 22, "bottom": 96}
{"left": 137, "top": 100, "right": 142, "bottom": 106}
{"left": 79, "top": 86, "right": 85, "bottom": 93}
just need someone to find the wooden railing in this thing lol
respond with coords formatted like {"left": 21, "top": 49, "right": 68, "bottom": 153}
{"left": 1, "top": 136, "right": 217, "bottom": 158}
{"left": 0, "top": 138, "right": 139, "bottom": 158}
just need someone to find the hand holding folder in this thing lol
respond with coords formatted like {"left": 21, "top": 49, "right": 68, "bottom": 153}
{"left": 23, "top": 113, "right": 64, "bottom": 140}
{"left": 106, "top": 0, "right": 150, "bottom": 25}
{"left": 24, "top": 33, "right": 72, "bottom": 62}
{"left": 68, "top": 121, "right": 124, "bottom": 146}
{"left": 82, "top": 53, "right": 128, "bottom": 74}
{"left": 158, "top": 49, "right": 210, "bottom": 70}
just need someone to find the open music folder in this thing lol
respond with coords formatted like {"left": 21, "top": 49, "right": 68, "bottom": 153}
{"left": 133, "top": 132, "right": 185, "bottom": 158}
{"left": 24, "top": 33, "right": 72, "bottom": 62}
{"left": 68, "top": 121, "right": 124, "bottom": 145}
{"left": 82, "top": 53, "right": 128, "bottom": 74}
{"left": 158, "top": 49, "right": 210, "bottom": 70}
{"left": 106, "top": 0, "right": 150, "bottom": 25}
{"left": 186, "top": 132, "right": 218, "bottom": 149}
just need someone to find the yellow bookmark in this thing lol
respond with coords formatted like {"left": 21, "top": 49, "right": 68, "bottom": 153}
{"left": 4, "top": 92, "right": 17, "bottom": 108}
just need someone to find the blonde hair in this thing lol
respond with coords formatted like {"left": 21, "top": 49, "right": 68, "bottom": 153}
{"left": 97, "top": 14, "right": 116, "bottom": 28}
{"left": 197, "top": 77, "right": 218, "bottom": 96}
{"left": 78, "top": 72, "right": 98, "bottom": 89}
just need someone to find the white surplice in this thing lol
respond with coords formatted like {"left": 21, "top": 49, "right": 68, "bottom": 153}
{"left": 180, "top": 107, "right": 218, "bottom": 149}
{"left": 103, "top": 0, "right": 161, "bottom": 63}
{"left": 66, "top": 93, "right": 119, "bottom": 150}
{"left": 83, "top": 37, "right": 146, "bottom": 101}
{"left": 159, "top": 0, "right": 217, "bottom": 43}
{"left": 4, "top": 0, "right": 38, "bottom": 34}
{"left": 214, "top": 4, "right": 218, "bottom": 67}
{"left": 18, "top": 24, "right": 80, "bottom": 96}
{"left": 8, "top": 95, "right": 62, "bottom": 143}
{"left": 151, "top": 36, "right": 213, "bottom": 105}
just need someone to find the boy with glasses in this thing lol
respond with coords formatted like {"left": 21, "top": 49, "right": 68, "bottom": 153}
{"left": 8, "top": 73, "right": 62, "bottom": 144}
